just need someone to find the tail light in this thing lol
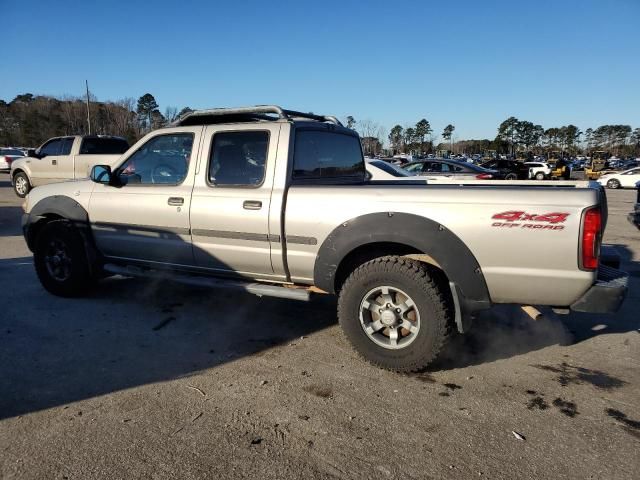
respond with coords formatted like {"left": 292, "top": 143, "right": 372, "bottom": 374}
{"left": 476, "top": 173, "right": 493, "bottom": 179}
{"left": 581, "top": 207, "right": 602, "bottom": 270}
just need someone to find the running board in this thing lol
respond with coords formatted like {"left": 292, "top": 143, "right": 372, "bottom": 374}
{"left": 102, "top": 263, "right": 312, "bottom": 301}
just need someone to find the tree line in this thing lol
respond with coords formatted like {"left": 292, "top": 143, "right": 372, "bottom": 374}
{"left": 2, "top": 92, "right": 638, "bottom": 157}
{"left": 348, "top": 114, "right": 640, "bottom": 157}
{"left": 0, "top": 92, "right": 190, "bottom": 147}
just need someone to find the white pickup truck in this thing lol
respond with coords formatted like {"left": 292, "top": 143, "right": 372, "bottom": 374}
{"left": 20, "top": 106, "right": 629, "bottom": 372}
{"left": 10, "top": 135, "right": 129, "bottom": 197}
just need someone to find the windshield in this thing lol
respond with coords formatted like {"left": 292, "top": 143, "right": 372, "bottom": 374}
{"left": 369, "top": 160, "right": 410, "bottom": 177}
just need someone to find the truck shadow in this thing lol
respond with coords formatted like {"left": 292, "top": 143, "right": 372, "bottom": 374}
{"left": 0, "top": 206, "right": 24, "bottom": 237}
{"left": 1, "top": 238, "right": 638, "bottom": 419}
{"left": 0, "top": 255, "right": 338, "bottom": 420}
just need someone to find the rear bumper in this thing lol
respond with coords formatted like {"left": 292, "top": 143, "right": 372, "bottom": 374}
{"left": 570, "top": 264, "right": 628, "bottom": 313}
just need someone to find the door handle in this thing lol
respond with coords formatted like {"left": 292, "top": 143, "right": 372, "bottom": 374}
{"left": 243, "top": 200, "right": 262, "bottom": 210}
{"left": 168, "top": 197, "right": 184, "bottom": 206}
{"left": 52, "top": 159, "right": 57, "bottom": 165}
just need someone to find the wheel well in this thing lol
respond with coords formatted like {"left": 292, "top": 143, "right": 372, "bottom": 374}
{"left": 27, "top": 214, "right": 65, "bottom": 249}
{"left": 333, "top": 242, "right": 447, "bottom": 293}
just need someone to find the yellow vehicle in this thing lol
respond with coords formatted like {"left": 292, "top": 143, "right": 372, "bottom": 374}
{"left": 585, "top": 151, "right": 610, "bottom": 180}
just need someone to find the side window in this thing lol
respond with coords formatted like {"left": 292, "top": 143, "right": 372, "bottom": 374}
{"left": 60, "top": 137, "right": 74, "bottom": 155}
{"left": 404, "top": 163, "right": 422, "bottom": 173}
{"left": 208, "top": 131, "right": 268, "bottom": 186}
{"left": 452, "top": 165, "right": 464, "bottom": 172}
{"left": 425, "top": 162, "right": 442, "bottom": 172}
{"left": 40, "top": 139, "right": 62, "bottom": 157}
{"left": 441, "top": 163, "right": 451, "bottom": 172}
{"left": 117, "top": 133, "right": 193, "bottom": 185}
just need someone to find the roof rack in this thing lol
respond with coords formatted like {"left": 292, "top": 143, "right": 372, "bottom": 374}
{"left": 172, "top": 105, "right": 343, "bottom": 127}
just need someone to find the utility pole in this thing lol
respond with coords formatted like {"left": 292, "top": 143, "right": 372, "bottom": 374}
{"left": 85, "top": 80, "right": 92, "bottom": 134}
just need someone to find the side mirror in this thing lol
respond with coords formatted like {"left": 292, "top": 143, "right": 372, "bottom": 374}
{"left": 27, "top": 149, "right": 38, "bottom": 158}
{"left": 90, "top": 165, "right": 112, "bottom": 184}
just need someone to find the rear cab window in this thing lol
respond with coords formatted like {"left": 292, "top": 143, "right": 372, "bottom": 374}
{"left": 292, "top": 129, "right": 364, "bottom": 183}
{"left": 80, "top": 137, "right": 129, "bottom": 155}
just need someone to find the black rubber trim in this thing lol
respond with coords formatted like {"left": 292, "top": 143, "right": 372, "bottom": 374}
{"left": 94, "top": 222, "right": 191, "bottom": 236}
{"left": 191, "top": 229, "right": 281, "bottom": 242}
{"left": 570, "top": 264, "right": 628, "bottom": 313}
{"left": 24, "top": 196, "right": 100, "bottom": 275}
{"left": 313, "top": 212, "right": 491, "bottom": 309}
{"left": 25, "top": 196, "right": 91, "bottom": 250}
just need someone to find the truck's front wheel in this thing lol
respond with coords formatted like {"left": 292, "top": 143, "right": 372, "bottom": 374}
{"left": 34, "top": 220, "right": 93, "bottom": 297}
{"left": 337, "top": 256, "right": 452, "bottom": 372}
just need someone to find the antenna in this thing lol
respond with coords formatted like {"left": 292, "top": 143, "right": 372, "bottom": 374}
{"left": 85, "top": 80, "right": 92, "bottom": 134}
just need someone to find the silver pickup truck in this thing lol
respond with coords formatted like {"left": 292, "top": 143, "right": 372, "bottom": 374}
{"left": 20, "top": 106, "right": 629, "bottom": 371}
{"left": 10, "top": 135, "right": 129, "bottom": 198}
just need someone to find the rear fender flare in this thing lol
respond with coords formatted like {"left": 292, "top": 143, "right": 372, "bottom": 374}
{"left": 313, "top": 212, "right": 491, "bottom": 309}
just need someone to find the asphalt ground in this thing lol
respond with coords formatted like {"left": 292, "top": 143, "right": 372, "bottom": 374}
{"left": 0, "top": 173, "right": 638, "bottom": 479}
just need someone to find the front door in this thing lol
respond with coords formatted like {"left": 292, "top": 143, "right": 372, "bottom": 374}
{"left": 189, "top": 124, "right": 282, "bottom": 279}
{"left": 88, "top": 127, "right": 203, "bottom": 266}
{"left": 29, "top": 138, "right": 64, "bottom": 185}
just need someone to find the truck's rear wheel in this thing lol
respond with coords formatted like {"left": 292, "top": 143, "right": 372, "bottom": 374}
{"left": 337, "top": 256, "right": 452, "bottom": 372}
{"left": 535, "top": 172, "right": 545, "bottom": 180}
{"left": 14, "top": 172, "right": 31, "bottom": 198}
{"left": 34, "top": 220, "right": 93, "bottom": 297}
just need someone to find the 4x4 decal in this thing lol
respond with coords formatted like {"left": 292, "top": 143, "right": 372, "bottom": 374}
{"left": 491, "top": 210, "right": 569, "bottom": 230}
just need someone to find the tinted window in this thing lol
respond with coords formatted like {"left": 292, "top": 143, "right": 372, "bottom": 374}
{"left": 404, "top": 163, "right": 424, "bottom": 173}
{"left": 0, "top": 149, "right": 24, "bottom": 156}
{"left": 80, "top": 137, "right": 129, "bottom": 155}
{"left": 208, "top": 131, "right": 268, "bottom": 186}
{"left": 60, "top": 137, "right": 74, "bottom": 155}
{"left": 40, "top": 139, "right": 62, "bottom": 156}
{"left": 117, "top": 133, "right": 193, "bottom": 185}
{"left": 293, "top": 131, "right": 364, "bottom": 181}
{"left": 424, "top": 162, "right": 443, "bottom": 172}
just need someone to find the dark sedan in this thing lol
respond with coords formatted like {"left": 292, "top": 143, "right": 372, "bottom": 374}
{"left": 403, "top": 159, "right": 502, "bottom": 180}
{"left": 480, "top": 159, "right": 529, "bottom": 180}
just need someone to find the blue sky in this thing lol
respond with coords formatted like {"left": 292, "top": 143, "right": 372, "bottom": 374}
{"left": 2, "top": 0, "right": 638, "bottom": 140}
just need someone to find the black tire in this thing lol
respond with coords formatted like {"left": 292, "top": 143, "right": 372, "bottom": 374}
{"left": 337, "top": 256, "right": 452, "bottom": 372}
{"left": 535, "top": 172, "right": 546, "bottom": 180}
{"left": 606, "top": 179, "right": 621, "bottom": 189}
{"left": 13, "top": 172, "right": 31, "bottom": 198}
{"left": 34, "top": 220, "right": 93, "bottom": 297}
{"left": 504, "top": 173, "right": 518, "bottom": 180}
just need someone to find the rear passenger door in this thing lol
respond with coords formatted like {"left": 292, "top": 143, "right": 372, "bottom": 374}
{"left": 189, "top": 124, "right": 282, "bottom": 278}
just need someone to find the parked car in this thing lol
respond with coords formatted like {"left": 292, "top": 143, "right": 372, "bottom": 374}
{"left": 598, "top": 167, "right": 640, "bottom": 189}
{"left": 403, "top": 159, "right": 499, "bottom": 180}
{"left": 0, "top": 147, "right": 26, "bottom": 172}
{"left": 21, "top": 105, "right": 627, "bottom": 372}
{"left": 366, "top": 160, "right": 416, "bottom": 180}
{"left": 524, "top": 162, "right": 552, "bottom": 180}
{"left": 10, "top": 135, "right": 129, "bottom": 197}
{"left": 480, "top": 159, "right": 529, "bottom": 180}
